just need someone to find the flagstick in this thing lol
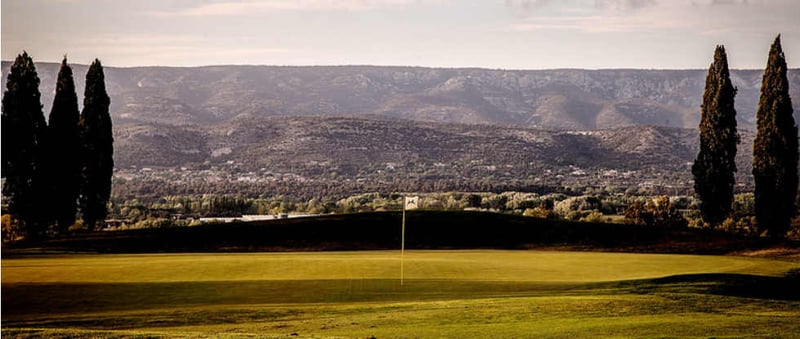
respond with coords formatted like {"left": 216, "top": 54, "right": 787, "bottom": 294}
{"left": 401, "top": 199, "right": 406, "bottom": 287}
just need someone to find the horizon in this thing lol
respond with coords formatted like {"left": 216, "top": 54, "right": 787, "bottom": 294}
{"left": 2, "top": 58, "right": 798, "bottom": 72}
{"left": 3, "top": 1, "right": 799, "bottom": 70}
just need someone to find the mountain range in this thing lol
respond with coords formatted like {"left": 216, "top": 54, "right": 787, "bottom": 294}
{"left": 4, "top": 62, "right": 798, "bottom": 130}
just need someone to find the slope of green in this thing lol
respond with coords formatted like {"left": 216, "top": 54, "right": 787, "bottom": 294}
{"left": 3, "top": 251, "right": 800, "bottom": 338}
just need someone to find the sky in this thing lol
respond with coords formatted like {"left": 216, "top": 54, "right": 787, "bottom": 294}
{"left": 2, "top": 0, "right": 799, "bottom": 69}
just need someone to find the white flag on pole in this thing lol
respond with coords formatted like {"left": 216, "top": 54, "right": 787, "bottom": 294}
{"left": 404, "top": 196, "right": 419, "bottom": 210}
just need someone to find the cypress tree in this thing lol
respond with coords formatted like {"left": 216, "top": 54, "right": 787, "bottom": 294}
{"left": 79, "top": 59, "right": 113, "bottom": 231}
{"left": 752, "top": 35, "right": 798, "bottom": 237}
{"left": 47, "top": 57, "right": 82, "bottom": 233}
{"left": 1, "top": 52, "right": 49, "bottom": 238}
{"left": 692, "top": 45, "right": 739, "bottom": 226}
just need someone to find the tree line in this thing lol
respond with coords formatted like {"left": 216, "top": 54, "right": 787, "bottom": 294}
{"left": 693, "top": 35, "right": 797, "bottom": 238}
{"left": 2, "top": 52, "right": 113, "bottom": 239}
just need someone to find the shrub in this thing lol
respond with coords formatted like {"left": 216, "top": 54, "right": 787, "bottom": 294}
{"left": 523, "top": 206, "right": 556, "bottom": 219}
{"left": 2, "top": 214, "right": 24, "bottom": 242}
{"left": 719, "top": 217, "right": 737, "bottom": 233}
{"left": 624, "top": 196, "right": 687, "bottom": 228}
{"left": 554, "top": 196, "right": 601, "bottom": 217}
{"left": 133, "top": 218, "right": 189, "bottom": 229}
{"left": 580, "top": 210, "right": 606, "bottom": 223}
{"left": 564, "top": 211, "right": 583, "bottom": 221}
{"left": 624, "top": 201, "right": 651, "bottom": 226}
{"left": 647, "top": 196, "right": 688, "bottom": 228}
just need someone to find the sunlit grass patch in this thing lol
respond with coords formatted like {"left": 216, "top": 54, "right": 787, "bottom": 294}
{"left": 3, "top": 251, "right": 799, "bottom": 338}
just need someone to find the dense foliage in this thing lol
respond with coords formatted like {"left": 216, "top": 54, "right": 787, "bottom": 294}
{"left": 79, "top": 59, "right": 114, "bottom": 231}
{"left": 1, "top": 52, "right": 49, "bottom": 239}
{"left": 693, "top": 45, "right": 739, "bottom": 226}
{"left": 2, "top": 54, "right": 113, "bottom": 239}
{"left": 752, "top": 36, "right": 798, "bottom": 237}
{"left": 103, "top": 191, "right": 678, "bottom": 227}
{"left": 47, "top": 57, "right": 82, "bottom": 232}
{"left": 624, "top": 196, "right": 688, "bottom": 228}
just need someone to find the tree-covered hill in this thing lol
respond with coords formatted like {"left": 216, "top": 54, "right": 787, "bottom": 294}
{"left": 112, "top": 116, "right": 757, "bottom": 199}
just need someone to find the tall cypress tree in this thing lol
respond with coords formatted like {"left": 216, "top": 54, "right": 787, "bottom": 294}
{"left": 1, "top": 52, "right": 49, "bottom": 239}
{"left": 692, "top": 45, "right": 739, "bottom": 226}
{"left": 79, "top": 59, "right": 113, "bottom": 231}
{"left": 47, "top": 57, "right": 82, "bottom": 233}
{"left": 752, "top": 35, "right": 798, "bottom": 237}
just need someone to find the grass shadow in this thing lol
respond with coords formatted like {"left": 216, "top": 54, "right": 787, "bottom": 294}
{"left": 3, "top": 272, "right": 799, "bottom": 333}
{"left": 614, "top": 272, "right": 800, "bottom": 301}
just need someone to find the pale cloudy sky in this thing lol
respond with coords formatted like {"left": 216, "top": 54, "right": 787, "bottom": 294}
{"left": 2, "top": 0, "right": 799, "bottom": 69}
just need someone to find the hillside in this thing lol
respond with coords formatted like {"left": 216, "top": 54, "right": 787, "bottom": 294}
{"left": 116, "top": 116, "right": 706, "bottom": 170}
{"left": 4, "top": 62, "right": 799, "bottom": 130}
{"left": 112, "top": 116, "right": 755, "bottom": 199}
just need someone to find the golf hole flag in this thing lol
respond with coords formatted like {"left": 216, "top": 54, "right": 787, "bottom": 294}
{"left": 404, "top": 196, "right": 419, "bottom": 210}
{"left": 400, "top": 195, "right": 419, "bottom": 286}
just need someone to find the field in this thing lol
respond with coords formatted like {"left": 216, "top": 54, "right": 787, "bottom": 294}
{"left": 3, "top": 250, "right": 800, "bottom": 338}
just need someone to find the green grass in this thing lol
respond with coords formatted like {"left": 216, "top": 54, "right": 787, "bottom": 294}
{"left": 3, "top": 250, "right": 800, "bottom": 338}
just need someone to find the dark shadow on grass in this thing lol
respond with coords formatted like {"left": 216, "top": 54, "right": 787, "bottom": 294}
{"left": 4, "top": 272, "right": 799, "bottom": 330}
{"left": 610, "top": 272, "right": 800, "bottom": 301}
{"left": 1, "top": 279, "right": 590, "bottom": 321}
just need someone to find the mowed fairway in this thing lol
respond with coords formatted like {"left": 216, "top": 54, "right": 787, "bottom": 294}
{"left": 3, "top": 250, "right": 800, "bottom": 338}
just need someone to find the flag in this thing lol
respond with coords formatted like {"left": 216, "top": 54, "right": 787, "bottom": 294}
{"left": 401, "top": 195, "right": 419, "bottom": 286}
{"left": 404, "top": 196, "right": 419, "bottom": 210}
